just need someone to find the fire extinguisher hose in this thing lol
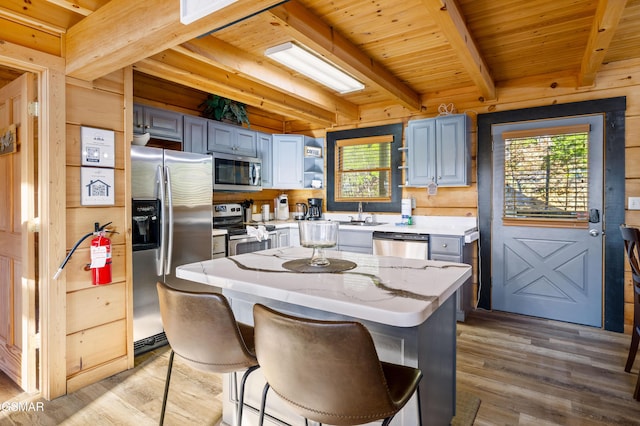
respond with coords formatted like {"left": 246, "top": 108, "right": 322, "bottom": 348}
{"left": 53, "top": 222, "right": 112, "bottom": 280}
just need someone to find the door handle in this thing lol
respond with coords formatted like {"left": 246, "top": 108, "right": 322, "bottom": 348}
{"left": 589, "top": 229, "right": 600, "bottom": 237}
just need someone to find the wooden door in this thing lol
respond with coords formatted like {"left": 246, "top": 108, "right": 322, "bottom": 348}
{"left": 491, "top": 115, "right": 604, "bottom": 327}
{"left": 0, "top": 72, "right": 37, "bottom": 391}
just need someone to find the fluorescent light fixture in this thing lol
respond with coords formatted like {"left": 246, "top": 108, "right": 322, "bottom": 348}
{"left": 265, "top": 42, "right": 365, "bottom": 94}
{"left": 180, "top": 0, "right": 238, "bottom": 25}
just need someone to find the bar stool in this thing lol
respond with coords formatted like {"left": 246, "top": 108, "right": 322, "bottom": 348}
{"left": 619, "top": 225, "right": 640, "bottom": 401}
{"left": 156, "top": 281, "right": 259, "bottom": 425}
{"left": 253, "top": 303, "right": 423, "bottom": 425}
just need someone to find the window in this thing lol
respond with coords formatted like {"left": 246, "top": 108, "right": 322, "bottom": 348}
{"left": 335, "top": 135, "right": 392, "bottom": 201}
{"left": 326, "top": 123, "right": 402, "bottom": 212}
{"left": 502, "top": 124, "right": 590, "bottom": 221}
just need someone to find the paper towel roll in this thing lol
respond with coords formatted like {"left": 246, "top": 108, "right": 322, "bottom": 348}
{"left": 401, "top": 198, "right": 412, "bottom": 216}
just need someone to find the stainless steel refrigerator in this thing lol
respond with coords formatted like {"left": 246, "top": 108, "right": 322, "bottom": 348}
{"left": 131, "top": 145, "right": 213, "bottom": 355}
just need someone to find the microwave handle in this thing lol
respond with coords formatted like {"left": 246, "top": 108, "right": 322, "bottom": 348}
{"left": 252, "top": 163, "right": 261, "bottom": 185}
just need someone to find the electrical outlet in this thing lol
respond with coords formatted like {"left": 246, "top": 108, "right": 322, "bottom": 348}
{"left": 629, "top": 197, "right": 640, "bottom": 210}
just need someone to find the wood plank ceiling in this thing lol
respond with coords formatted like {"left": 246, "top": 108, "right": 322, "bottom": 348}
{"left": 1, "top": 0, "right": 638, "bottom": 128}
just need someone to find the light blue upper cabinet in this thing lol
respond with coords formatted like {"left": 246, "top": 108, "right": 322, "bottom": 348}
{"left": 257, "top": 132, "right": 273, "bottom": 188}
{"left": 207, "top": 120, "right": 257, "bottom": 157}
{"left": 272, "top": 134, "right": 305, "bottom": 188}
{"left": 134, "top": 104, "right": 183, "bottom": 142}
{"left": 406, "top": 114, "right": 470, "bottom": 187}
{"left": 183, "top": 115, "right": 208, "bottom": 153}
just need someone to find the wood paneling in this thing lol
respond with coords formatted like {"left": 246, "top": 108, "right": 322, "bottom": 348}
{"left": 64, "top": 70, "right": 131, "bottom": 391}
{"left": 66, "top": 282, "right": 126, "bottom": 334}
{"left": 66, "top": 319, "right": 127, "bottom": 376}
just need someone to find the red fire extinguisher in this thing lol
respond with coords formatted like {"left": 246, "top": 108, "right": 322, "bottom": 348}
{"left": 90, "top": 225, "right": 112, "bottom": 285}
{"left": 53, "top": 222, "right": 115, "bottom": 284}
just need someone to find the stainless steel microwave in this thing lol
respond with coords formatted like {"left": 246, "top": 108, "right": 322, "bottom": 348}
{"left": 212, "top": 152, "right": 262, "bottom": 192}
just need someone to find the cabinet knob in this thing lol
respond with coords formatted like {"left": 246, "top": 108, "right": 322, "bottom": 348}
{"left": 442, "top": 243, "right": 448, "bottom": 248}
{"left": 144, "top": 125, "right": 150, "bottom": 129}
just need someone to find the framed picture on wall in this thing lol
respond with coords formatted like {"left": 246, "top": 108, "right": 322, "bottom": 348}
{"left": 0, "top": 124, "right": 17, "bottom": 156}
{"left": 81, "top": 167, "right": 115, "bottom": 206}
{"left": 81, "top": 126, "right": 115, "bottom": 168}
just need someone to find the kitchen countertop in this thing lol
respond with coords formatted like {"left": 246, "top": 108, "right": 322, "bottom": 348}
{"left": 250, "top": 214, "right": 479, "bottom": 243}
{"left": 175, "top": 246, "right": 471, "bottom": 327}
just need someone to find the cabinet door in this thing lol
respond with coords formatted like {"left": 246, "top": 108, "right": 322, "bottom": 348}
{"left": 435, "top": 115, "right": 469, "bottom": 186}
{"left": 407, "top": 119, "right": 436, "bottom": 186}
{"left": 235, "top": 128, "right": 257, "bottom": 157}
{"left": 207, "top": 121, "right": 235, "bottom": 153}
{"left": 133, "top": 104, "right": 145, "bottom": 133}
{"left": 277, "top": 230, "right": 290, "bottom": 248}
{"left": 143, "top": 106, "right": 183, "bottom": 142}
{"left": 258, "top": 132, "right": 273, "bottom": 188}
{"left": 183, "top": 115, "right": 208, "bottom": 153}
{"left": 272, "top": 135, "right": 303, "bottom": 188}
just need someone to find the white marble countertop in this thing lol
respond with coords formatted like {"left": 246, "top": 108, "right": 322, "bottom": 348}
{"left": 249, "top": 214, "right": 479, "bottom": 243}
{"left": 175, "top": 246, "right": 471, "bottom": 327}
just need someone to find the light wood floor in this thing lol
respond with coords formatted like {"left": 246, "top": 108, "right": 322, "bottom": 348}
{"left": 457, "top": 310, "right": 640, "bottom": 425}
{"left": 1, "top": 309, "right": 639, "bottom": 425}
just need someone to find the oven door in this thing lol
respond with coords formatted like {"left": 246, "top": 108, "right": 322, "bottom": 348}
{"left": 228, "top": 233, "right": 276, "bottom": 256}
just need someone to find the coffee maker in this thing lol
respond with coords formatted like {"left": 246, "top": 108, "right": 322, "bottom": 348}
{"left": 307, "top": 198, "right": 323, "bottom": 220}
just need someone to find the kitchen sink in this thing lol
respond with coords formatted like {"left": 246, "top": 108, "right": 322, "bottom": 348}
{"left": 334, "top": 220, "right": 387, "bottom": 227}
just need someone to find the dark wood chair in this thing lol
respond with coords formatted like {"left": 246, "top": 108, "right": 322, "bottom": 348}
{"left": 619, "top": 225, "right": 640, "bottom": 401}
{"left": 253, "top": 303, "right": 423, "bottom": 425}
{"left": 156, "top": 281, "right": 259, "bottom": 425}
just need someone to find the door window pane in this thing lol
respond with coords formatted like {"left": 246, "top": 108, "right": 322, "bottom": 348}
{"left": 503, "top": 125, "right": 589, "bottom": 220}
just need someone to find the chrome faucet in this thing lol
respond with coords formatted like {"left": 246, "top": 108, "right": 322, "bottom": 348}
{"left": 357, "top": 202, "right": 363, "bottom": 221}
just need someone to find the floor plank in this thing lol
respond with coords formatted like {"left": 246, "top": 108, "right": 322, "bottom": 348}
{"left": 0, "top": 310, "right": 638, "bottom": 425}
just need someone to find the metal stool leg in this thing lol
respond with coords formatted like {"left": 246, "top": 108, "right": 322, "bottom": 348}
{"left": 159, "top": 350, "right": 175, "bottom": 426}
{"left": 237, "top": 365, "right": 259, "bottom": 425}
{"left": 258, "top": 382, "right": 270, "bottom": 426}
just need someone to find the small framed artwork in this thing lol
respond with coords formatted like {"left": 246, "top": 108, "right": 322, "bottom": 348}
{"left": 0, "top": 124, "right": 17, "bottom": 156}
{"left": 81, "top": 126, "right": 115, "bottom": 168}
{"left": 81, "top": 167, "right": 115, "bottom": 206}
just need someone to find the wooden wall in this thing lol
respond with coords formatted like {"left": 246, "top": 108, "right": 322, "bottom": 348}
{"left": 64, "top": 71, "right": 131, "bottom": 392}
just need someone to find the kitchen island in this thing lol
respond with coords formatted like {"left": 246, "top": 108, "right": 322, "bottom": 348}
{"left": 176, "top": 247, "right": 471, "bottom": 426}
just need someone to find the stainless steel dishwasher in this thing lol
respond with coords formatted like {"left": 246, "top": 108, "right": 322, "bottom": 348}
{"left": 372, "top": 231, "right": 429, "bottom": 259}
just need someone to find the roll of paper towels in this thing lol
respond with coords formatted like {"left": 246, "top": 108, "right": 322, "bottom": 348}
{"left": 401, "top": 198, "right": 412, "bottom": 216}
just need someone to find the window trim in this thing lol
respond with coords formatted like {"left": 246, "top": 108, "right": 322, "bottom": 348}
{"left": 326, "top": 123, "right": 403, "bottom": 213}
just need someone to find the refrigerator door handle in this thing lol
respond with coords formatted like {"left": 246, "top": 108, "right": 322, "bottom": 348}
{"left": 165, "top": 165, "right": 174, "bottom": 274}
{"left": 156, "top": 165, "right": 166, "bottom": 277}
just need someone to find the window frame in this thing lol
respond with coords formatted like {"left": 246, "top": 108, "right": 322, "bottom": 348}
{"left": 326, "top": 123, "right": 403, "bottom": 212}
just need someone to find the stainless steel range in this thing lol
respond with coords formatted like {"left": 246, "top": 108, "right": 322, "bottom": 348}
{"left": 213, "top": 203, "right": 277, "bottom": 255}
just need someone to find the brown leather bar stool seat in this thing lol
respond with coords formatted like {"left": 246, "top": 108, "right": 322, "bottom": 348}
{"left": 620, "top": 225, "right": 640, "bottom": 401}
{"left": 253, "top": 303, "right": 423, "bottom": 426}
{"left": 157, "top": 281, "right": 259, "bottom": 425}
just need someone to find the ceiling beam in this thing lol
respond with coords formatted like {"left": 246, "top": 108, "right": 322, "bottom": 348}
{"left": 134, "top": 54, "right": 337, "bottom": 126}
{"left": 578, "top": 0, "right": 628, "bottom": 87}
{"left": 44, "top": 0, "right": 95, "bottom": 17}
{"left": 176, "top": 37, "right": 359, "bottom": 120}
{"left": 65, "top": 0, "right": 284, "bottom": 81}
{"left": 421, "top": 0, "right": 496, "bottom": 101}
{"left": 267, "top": 0, "right": 422, "bottom": 111}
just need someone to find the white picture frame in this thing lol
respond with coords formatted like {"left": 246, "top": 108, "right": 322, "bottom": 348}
{"left": 81, "top": 167, "right": 115, "bottom": 206}
{"left": 81, "top": 126, "right": 115, "bottom": 168}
